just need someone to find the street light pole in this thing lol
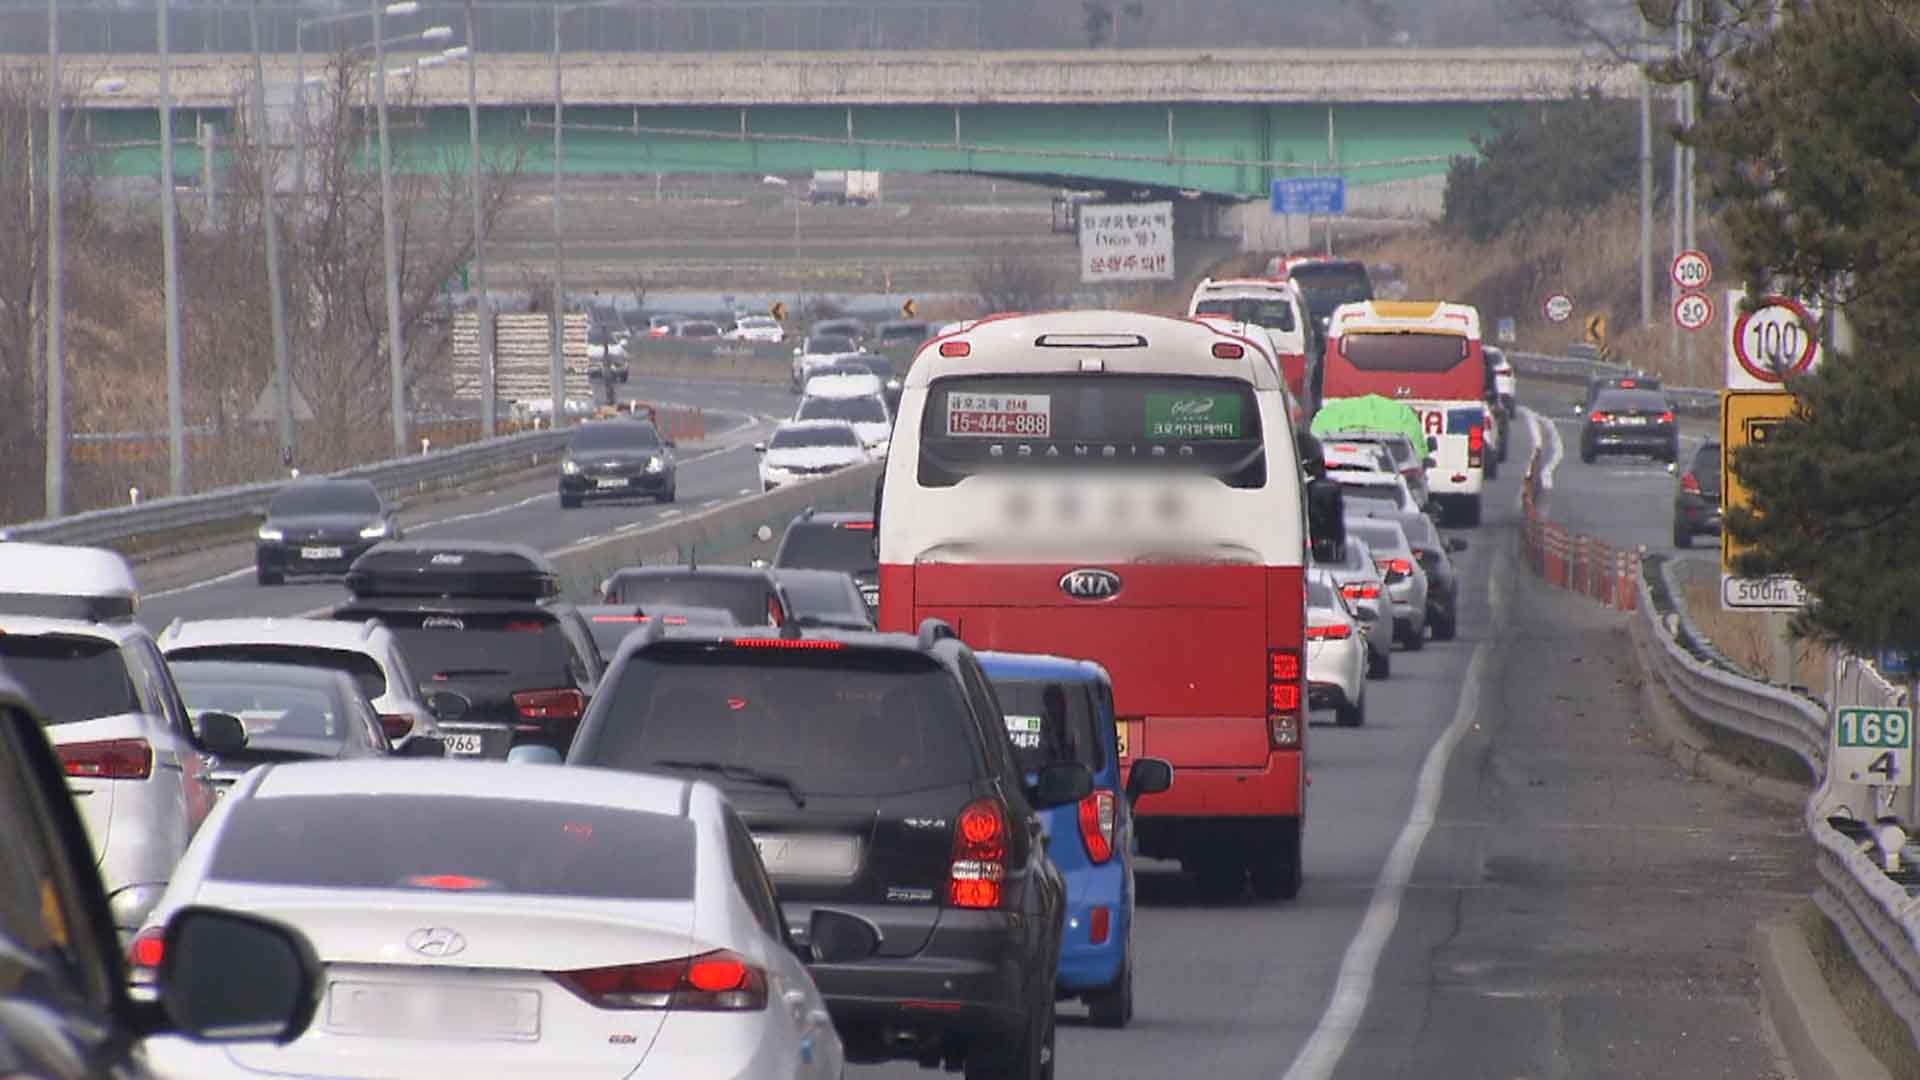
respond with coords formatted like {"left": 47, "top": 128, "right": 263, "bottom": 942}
{"left": 160, "top": 0, "right": 187, "bottom": 494}
{"left": 250, "top": 0, "right": 296, "bottom": 463}
{"left": 464, "top": 0, "right": 495, "bottom": 437}
{"left": 549, "top": 4, "right": 566, "bottom": 427}
{"left": 1637, "top": 32, "right": 1652, "bottom": 329}
{"left": 375, "top": 0, "right": 409, "bottom": 454}
{"left": 44, "top": 0, "right": 64, "bottom": 517}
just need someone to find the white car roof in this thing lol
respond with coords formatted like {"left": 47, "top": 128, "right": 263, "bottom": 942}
{"left": 909, "top": 310, "right": 1279, "bottom": 390}
{"left": 245, "top": 759, "right": 696, "bottom": 818}
{"left": 0, "top": 542, "right": 139, "bottom": 601}
{"left": 776, "top": 419, "right": 861, "bottom": 435}
{"left": 0, "top": 614, "right": 143, "bottom": 645}
{"left": 159, "top": 616, "right": 391, "bottom": 653}
{"left": 802, "top": 373, "right": 885, "bottom": 399}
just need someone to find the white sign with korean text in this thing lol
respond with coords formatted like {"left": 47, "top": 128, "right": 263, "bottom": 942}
{"left": 1079, "top": 202, "right": 1175, "bottom": 283}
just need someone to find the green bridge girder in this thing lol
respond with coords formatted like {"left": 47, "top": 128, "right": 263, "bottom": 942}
{"left": 77, "top": 99, "right": 1527, "bottom": 198}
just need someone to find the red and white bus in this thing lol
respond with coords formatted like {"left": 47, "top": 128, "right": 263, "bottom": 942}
{"left": 876, "top": 311, "right": 1311, "bottom": 899}
{"left": 1322, "top": 300, "right": 1492, "bottom": 526}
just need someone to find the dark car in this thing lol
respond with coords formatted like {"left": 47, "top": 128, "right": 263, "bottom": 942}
{"left": 168, "top": 660, "right": 433, "bottom": 789}
{"left": 773, "top": 509, "right": 879, "bottom": 612}
{"left": 564, "top": 622, "right": 1092, "bottom": 1075}
{"left": 255, "top": 478, "right": 402, "bottom": 586}
{"left": 1581, "top": 387, "right": 1679, "bottom": 463}
{"left": 577, "top": 602, "right": 738, "bottom": 661}
{"left": 559, "top": 419, "right": 677, "bottom": 508}
{"left": 1353, "top": 506, "right": 1468, "bottom": 641}
{"left": 599, "top": 564, "right": 794, "bottom": 628}
{"left": 333, "top": 542, "right": 602, "bottom": 756}
{"left": 810, "top": 317, "right": 868, "bottom": 346}
{"left": 775, "top": 568, "right": 874, "bottom": 629}
{"left": 873, "top": 319, "right": 931, "bottom": 351}
{"left": 1672, "top": 439, "right": 1723, "bottom": 548}
{"left": 0, "top": 679, "right": 324, "bottom": 1077}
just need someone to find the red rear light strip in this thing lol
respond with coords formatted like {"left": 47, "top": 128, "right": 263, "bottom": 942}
{"left": 729, "top": 637, "right": 844, "bottom": 650}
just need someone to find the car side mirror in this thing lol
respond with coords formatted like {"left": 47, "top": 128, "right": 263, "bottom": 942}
{"left": 1028, "top": 760, "right": 1094, "bottom": 808}
{"left": 750, "top": 557, "right": 770, "bottom": 569}
{"left": 754, "top": 442, "right": 767, "bottom": 454}
{"left": 397, "top": 735, "right": 446, "bottom": 758}
{"left": 194, "top": 712, "right": 248, "bottom": 756}
{"left": 796, "top": 908, "right": 884, "bottom": 965}
{"left": 1307, "top": 476, "right": 1346, "bottom": 563}
{"left": 156, "top": 907, "right": 322, "bottom": 1044}
{"left": 1124, "top": 757, "right": 1173, "bottom": 803}
{"left": 1446, "top": 537, "right": 1469, "bottom": 553}
{"left": 424, "top": 691, "right": 469, "bottom": 723}
{"left": 506, "top": 744, "right": 564, "bottom": 765}
{"left": 664, "top": 438, "right": 677, "bottom": 449}
{"left": 1665, "top": 461, "right": 1677, "bottom": 475}
{"left": 1296, "top": 431, "right": 1327, "bottom": 480}
{"left": 1426, "top": 435, "right": 1439, "bottom": 452}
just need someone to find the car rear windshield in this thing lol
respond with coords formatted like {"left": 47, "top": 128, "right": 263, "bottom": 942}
{"left": 375, "top": 612, "right": 577, "bottom": 683}
{"left": 166, "top": 645, "right": 387, "bottom": 700}
{"left": 1692, "top": 444, "right": 1721, "bottom": 480}
{"left": 1346, "top": 521, "right": 1408, "bottom": 555}
{"left": 1287, "top": 263, "right": 1374, "bottom": 318}
{"left": 569, "top": 423, "right": 662, "bottom": 452}
{"left": 797, "top": 396, "right": 888, "bottom": 424}
{"left": 604, "top": 576, "right": 779, "bottom": 627}
{"left": 269, "top": 482, "right": 379, "bottom": 517}
{"left": 918, "top": 374, "right": 1265, "bottom": 488}
{"left": 208, "top": 795, "right": 695, "bottom": 900}
{"left": 0, "top": 635, "right": 137, "bottom": 726}
{"left": 878, "top": 324, "right": 929, "bottom": 342}
{"left": 776, "top": 522, "right": 877, "bottom": 574}
{"left": 173, "top": 674, "right": 355, "bottom": 756}
{"left": 770, "top": 425, "right": 860, "bottom": 450}
{"left": 1195, "top": 296, "right": 1297, "bottom": 332}
{"left": 778, "top": 575, "right": 868, "bottom": 625}
{"left": 1595, "top": 390, "right": 1670, "bottom": 413}
{"left": 583, "top": 644, "right": 979, "bottom": 797}
{"left": 989, "top": 678, "right": 1104, "bottom": 774}
{"left": 804, "top": 335, "right": 855, "bottom": 355}
{"left": 1339, "top": 481, "right": 1407, "bottom": 509}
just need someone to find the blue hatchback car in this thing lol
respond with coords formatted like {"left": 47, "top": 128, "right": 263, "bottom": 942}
{"left": 977, "top": 651, "right": 1172, "bottom": 1027}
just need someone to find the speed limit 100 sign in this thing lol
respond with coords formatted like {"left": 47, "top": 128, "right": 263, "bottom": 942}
{"left": 1726, "top": 289, "right": 1823, "bottom": 390}
{"left": 1674, "top": 292, "right": 1713, "bottom": 332}
{"left": 1671, "top": 249, "right": 1713, "bottom": 291}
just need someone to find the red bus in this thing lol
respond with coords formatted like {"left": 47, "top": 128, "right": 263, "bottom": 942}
{"left": 876, "top": 312, "right": 1311, "bottom": 899}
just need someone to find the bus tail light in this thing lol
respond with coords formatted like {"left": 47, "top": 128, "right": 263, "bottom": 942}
{"left": 938, "top": 340, "right": 971, "bottom": 358}
{"left": 1269, "top": 647, "right": 1301, "bottom": 727}
{"left": 1211, "top": 341, "right": 1244, "bottom": 359}
{"left": 949, "top": 798, "right": 1009, "bottom": 909}
{"left": 1077, "top": 790, "right": 1117, "bottom": 864}
{"left": 1467, "top": 424, "right": 1485, "bottom": 468}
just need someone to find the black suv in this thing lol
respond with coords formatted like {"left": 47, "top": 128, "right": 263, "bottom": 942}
{"left": 565, "top": 620, "right": 1091, "bottom": 1076}
{"left": 1672, "top": 439, "right": 1722, "bottom": 548}
{"left": 773, "top": 509, "right": 880, "bottom": 613}
{"left": 600, "top": 564, "right": 794, "bottom": 627}
{"left": 334, "top": 542, "right": 601, "bottom": 756}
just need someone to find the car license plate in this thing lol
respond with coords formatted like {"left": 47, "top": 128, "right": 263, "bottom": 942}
{"left": 595, "top": 477, "right": 630, "bottom": 489}
{"left": 300, "top": 545, "right": 343, "bottom": 560}
{"left": 443, "top": 733, "right": 485, "bottom": 756}
{"left": 752, "top": 832, "right": 859, "bottom": 879}
{"left": 1620, "top": 416, "right": 1647, "bottom": 426}
{"left": 859, "top": 585, "right": 880, "bottom": 607}
{"left": 325, "top": 980, "right": 540, "bottom": 1041}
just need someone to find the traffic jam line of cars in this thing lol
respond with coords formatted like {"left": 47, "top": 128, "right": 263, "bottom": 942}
{"left": 2, "top": 287, "right": 1505, "bottom": 1078}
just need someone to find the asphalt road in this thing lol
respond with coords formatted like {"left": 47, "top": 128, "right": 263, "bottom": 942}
{"left": 134, "top": 373, "right": 1806, "bottom": 1079}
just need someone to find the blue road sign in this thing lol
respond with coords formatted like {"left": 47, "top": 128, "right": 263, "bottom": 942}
{"left": 1271, "top": 177, "right": 1346, "bottom": 215}
{"left": 1876, "top": 647, "right": 1919, "bottom": 678}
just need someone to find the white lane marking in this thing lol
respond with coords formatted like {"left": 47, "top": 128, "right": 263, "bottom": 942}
{"left": 1539, "top": 412, "right": 1565, "bottom": 491}
{"left": 575, "top": 533, "right": 604, "bottom": 545}
{"left": 145, "top": 566, "right": 253, "bottom": 600}
{"left": 1280, "top": 544, "right": 1509, "bottom": 1080}
{"left": 412, "top": 490, "right": 551, "bottom": 531}
{"left": 658, "top": 509, "right": 681, "bottom": 519}
{"left": 738, "top": 488, "right": 753, "bottom": 496}
{"left": 616, "top": 520, "right": 647, "bottom": 532}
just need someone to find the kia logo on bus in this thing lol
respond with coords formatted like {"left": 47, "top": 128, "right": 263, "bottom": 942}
{"left": 1059, "top": 568, "right": 1122, "bottom": 600}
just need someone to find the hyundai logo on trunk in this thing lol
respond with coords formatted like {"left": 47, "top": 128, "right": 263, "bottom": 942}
{"left": 1059, "top": 568, "right": 1122, "bottom": 600}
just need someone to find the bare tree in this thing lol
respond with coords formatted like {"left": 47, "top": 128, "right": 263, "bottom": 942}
{"left": 971, "top": 254, "right": 1065, "bottom": 313}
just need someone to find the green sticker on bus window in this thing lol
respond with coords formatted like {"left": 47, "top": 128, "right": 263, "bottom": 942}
{"left": 1145, "top": 393, "right": 1242, "bottom": 439}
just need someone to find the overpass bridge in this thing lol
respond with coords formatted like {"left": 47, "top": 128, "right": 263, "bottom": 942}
{"left": 23, "top": 48, "right": 1639, "bottom": 200}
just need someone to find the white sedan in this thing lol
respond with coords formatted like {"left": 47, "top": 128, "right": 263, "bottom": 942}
{"left": 138, "top": 759, "right": 877, "bottom": 1080}
{"left": 1306, "top": 571, "right": 1368, "bottom": 727}
{"left": 756, "top": 419, "right": 873, "bottom": 491}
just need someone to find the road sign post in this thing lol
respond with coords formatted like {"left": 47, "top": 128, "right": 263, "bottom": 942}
{"left": 1720, "top": 388, "right": 1803, "bottom": 612}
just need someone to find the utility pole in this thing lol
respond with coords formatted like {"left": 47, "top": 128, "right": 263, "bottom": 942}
{"left": 1638, "top": 32, "right": 1653, "bottom": 328}
{"left": 44, "top": 0, "right": 64, "bottom": 517}
{"left": 1669, "top": 2, "right": 1685, "bottom": 366}
{"left": 375, "top": 0, "right": 410, "bottom": 454}
{"left": 160, "top": 0, "right": 188, "bottom": 494}
{"left": 549, "top": 4, "right": 567, "bottom": 427}
{"left": 1681, "top": 0, "right": 1698, "bottom": 381}
{"left": 465, "top": 0, "right": 495, "bottom": 436}
{"left": 250, "top": 0, "right": 296, "bottom": 463}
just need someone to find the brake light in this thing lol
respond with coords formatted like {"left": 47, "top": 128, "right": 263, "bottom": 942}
{"left": 128, "top": 926, "right": 165, "bottom": 972}
{"left": 1589, "top": 410, "right": 1609, "bottom": 423}
{"left": 1211, "top": 341, "right": 1245, "bottom": 359}
{"left": 1306, "top": 623, "right": 1352, "bottom": 640}
{"left": 1680, "top": 471, "right": 1701, "bottom": 494}
{"left": 1376, "top": 557, "right": 1413, "bottom": 579}
{"left": 592, "top": 613, "right": 646, "bottom": 623}
{"left": 512, "top": 688, "right": 586, "bottom": 721}
{"left": 404, "top": 873, "right": 497, "bottom": 891}
{"left": 1269, "top": 648, "right": 1301, "bottom": 714}
{"left": 1467, "top": 424, "right": 1484, "bottom": 468}
{"left": 504, "top": 620, "right": 546, "bottom": 633}
{"left": 836, "top": 520, "right": 875, "bottom": 530}
{"left": 938, "top": 340, "right": 971, "bottom": 357}
{"left": 1619, "top": 378, "right": 1637, "bottom": 387}
{"left": 1658, "top": 410, "right": 1675, "bottom": 423}
{"left": 378, "top": 712, "right": 415, "bottom": 741}
{"left": 550, "top": 949, "right": 768, "bottom": 1011}
{"left": 1341, "top": 582, "right": 1381, "bottom": 599}
{"left": 1077, "top": 790, "right": 1116, "bottom": 864}
{"left": 729, "top": 637, "right": 844, "bottom": 650}
{"left": 58, "top": 738, "right": 152, "bottom": 780}
{"left": 949, "top": 798, "right": 1009, "bottom": 909}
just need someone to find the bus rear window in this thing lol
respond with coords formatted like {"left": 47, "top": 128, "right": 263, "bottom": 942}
{"left": 1324, "top": 334, "right": 1481, "bottom": 400}
{"left": 917, "top": 375, "right": 1265, "bottom": 489}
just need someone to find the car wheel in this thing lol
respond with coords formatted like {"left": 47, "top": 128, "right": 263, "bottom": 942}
{"left": 1431, "top": 602, "right": 1457, "bottom": 641}
{"left": 965, "top": 975, "right": 1055, "bottom": 1080}
{"left": 255, "top": 564, "right": 282, "bottom": 587}
{"left": 1250, "top": 818, "right": 1303, "bottom": 901}
{"left": 559, "top": 493, "right": 581, "bottom": 509}
{"left": 1085, "top": 947, "right": 1133, "bottom": 1029}
{"left": 1402, "top": 620, "right": 1426, "bottom": 651}
{"left": 1335, "top": 690, "right": 1365, "bottom": 728}
{"left": 1454, "top": 495, "right": 1483, "bottom": 528}
{"left": 657, "top": 484, "right": 676, "bottom": 504}
{"left": 1580, "top": 443, "right": 1597, "bottom": 464}
{"left": 1368, "top": 644, "right": 1391, "bottom": 678}
{"left": 1672, "top": 521, "right": 1692, "bottom": 549}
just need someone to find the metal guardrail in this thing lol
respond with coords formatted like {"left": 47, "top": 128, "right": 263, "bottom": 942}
{"left": 2, "top": 428, "right": 571, "bottom": 549}
{"left": 1507, "top": 350, "right": 1719, "bottom": 415}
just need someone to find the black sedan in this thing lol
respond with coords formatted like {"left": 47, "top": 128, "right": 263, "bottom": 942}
{"left": 1672, "top": 439, "right": 1722, "bottom": 548}
{"left": 558, "top": 419, "right": 677, "bottom": 508}
{"left": 255, "top": 477, "right": 401, "bottom": 586}
{"left": 1581, "top": 388, "right": 1679, "bottom": 464}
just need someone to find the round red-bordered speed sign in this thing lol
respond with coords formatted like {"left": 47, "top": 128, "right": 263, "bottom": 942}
{"left": 1542, "top": 293, "right": 1573, "bottom": 323}
{"left": 1673, "top": 291, "right": 1713, "bottom": 332}
{"left": 1732, "top": 295, "right": 1818, "bottom": 383}
{"left": 1671, "top": 249, "right": 1712, "bottom": 291}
